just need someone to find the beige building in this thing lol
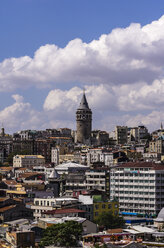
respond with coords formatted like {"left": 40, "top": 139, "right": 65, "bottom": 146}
{"left": 149, "top": 139, "right": 164, "bottom": 154}
{"left": 13, "top": 155, "right": 45, "bottom": 168}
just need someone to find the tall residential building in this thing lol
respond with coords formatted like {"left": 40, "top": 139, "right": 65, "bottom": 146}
{"left": 149, "top": 137, "right": 164, "bottom": 154}
{"left": 76, "top": 91, "right": 92, "bottom": 144}
{"left": 110, "top": 162, "right": 164, "bottom": 216}
{"left": 115, "top": 126, "right": 128, "bottom": 145}
{"left": 129, "top": 125, "right": 148, "bottom": 142}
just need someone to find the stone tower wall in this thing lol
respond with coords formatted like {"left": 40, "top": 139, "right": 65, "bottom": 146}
{"left": 76, "top": 109, "right": 92, "bottom": 143}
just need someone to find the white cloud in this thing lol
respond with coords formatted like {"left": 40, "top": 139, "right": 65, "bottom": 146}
{"left": 126, "top": 111, "right": 164, "bottom": 131}
{"left": 2, "top": 15, "right": 164, "bottom": 133}
{"left": 0, "top": 95, "right": 43, "bottom": 133}
{"left": 0, "top": 84, "right": 164, "bottom": 134}
{"left": 1, "top": 16, "right": 164, "bottom": 91}
{"left": 115, "top": 79, "right": 164, "bottom": 111}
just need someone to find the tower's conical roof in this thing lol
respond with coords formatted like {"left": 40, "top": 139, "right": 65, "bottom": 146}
{"left": 78, "top": 91, "right": 90, "bottom": 110}
{"left": 49, "top": 169, "right": 59, "bottom": 179}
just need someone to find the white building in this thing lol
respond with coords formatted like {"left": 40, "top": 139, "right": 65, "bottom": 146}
{"left": 55, "top": 161, "right": 89, "bottom": 175}
{"left": 13, "top": 155, "right": 45, "bottom": 168}
{"left": 110, "top": 162, "right": 164, "bottom": 216}
{"left": 87, "top": 148, "right": 113, "bottom": 166}
{"left": 85, "top": 168, "right": 110, "bottom": 192}
{"left": 30, "top": 196, "right": 79, "bottom": 219}
{"left": 51, "top": 147, "right": 59, "bottom": 165}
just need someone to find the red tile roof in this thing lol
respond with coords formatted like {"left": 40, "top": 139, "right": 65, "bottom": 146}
{"left": 3, "top": 180, "right": 17, "bottom": 185}
{"left": 44, "top": 208, "right": 85, "bottom": 215}
{"left": 0, "top": 205, "right": 16, "bottom": 212}
{"left": 0, "top": 197, "right": 9, "bottom": 202}
{"left": 0, "top": 167, "right": 13, "bottom": 171}
{"left": 19, "top": 172, "right": 44, "bottom": 178}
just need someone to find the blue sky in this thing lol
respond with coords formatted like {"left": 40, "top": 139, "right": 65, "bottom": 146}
{"left": 1, "top": 0, "right": 164, "bottom": 133}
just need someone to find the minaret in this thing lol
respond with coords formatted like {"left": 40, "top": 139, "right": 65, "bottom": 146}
{"left": 76, "top": 91, "right": 92, "bottom": 144}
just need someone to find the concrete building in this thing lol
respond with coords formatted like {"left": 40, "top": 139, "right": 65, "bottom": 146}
{"left": 13, "top": 155, "right": 45, "bottom": 168}
{"left": 6, "top": 228, "right": 35, "bottom": 248}
{"left": 110, "top": 162, "right": 164, "bottom": 216}
{"left": 149, "top": 137, "right": 164, "bottom": 154}
{"left": 51, "top": 147, "right": 59, "bottom": 165}
{"left": 130, "top": 126, "right": 148, "bottom": 142}
{"left": 38, "top": 216, "right": 97, "bottom": 235}
{"left": 91, "top": 130, "right": 109, "bottom": 146}
{"left": 85, "top": 168, "right": 110, "bottom": 195}
{"left": 115, "top": 126, "right": 128, "bottom": 145}
{"left": 76, "top": 91, "right": 92, "bottom": 144}
{"left": 30, "top": 196, "right": 79, "bottom": 219}
{"left": 78, "top": 192, "right": 119, "bottom": 222}
{"left": 87, "top": 148, "right": 127, "bottom": 166}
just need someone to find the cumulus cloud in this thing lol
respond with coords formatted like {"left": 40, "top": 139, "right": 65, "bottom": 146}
{"left": 1, "top": 16, "right": 164, "bottom": 91}
{"left": 0, "top": 94, "right": 43, "bottom": 133}
{"left": 115, "top": 79, "right": 164, "bottom": 111}
{"left": 2, "top": 15, "right": 164, "bottom": 133}
{"left": 126, "top": 111, "right": 164, "bottom": 130}
{"left": 0, "top": 84, "right": 163, "bottom": 134}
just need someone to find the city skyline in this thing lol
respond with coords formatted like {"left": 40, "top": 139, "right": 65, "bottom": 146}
{"left": 1, "top": 0, "right": 164, "bottom": 133}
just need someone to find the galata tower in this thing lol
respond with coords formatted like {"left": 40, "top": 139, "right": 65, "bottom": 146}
{"left": 76, "top": 91, "right": 92, "bottom": 144}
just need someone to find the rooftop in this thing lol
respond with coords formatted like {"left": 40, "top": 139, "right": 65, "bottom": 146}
{"left": 15, "top": 155, "right": 44, "bottom": 159}
{"left": 0, "top": 205, "right": 16, "bottom": 213}
{"left": 117, "top": 162, "right": 164, "bottom": 170}
{"left": 55, "top": 162, "right": 89, "bottom": 170}
{"left": 44, "top": 208, "right": 85, "bottom": 215}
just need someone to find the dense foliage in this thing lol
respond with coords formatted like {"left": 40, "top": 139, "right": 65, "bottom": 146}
{"left": 95, "top": 212, "right": 125, "bottom": 229}
{"left": 40, "top": 221, "right": 83, "bottom": 247}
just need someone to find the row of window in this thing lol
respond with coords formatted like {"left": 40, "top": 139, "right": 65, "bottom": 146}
{"left": 115, "top": 185, "right": 155, "bottom": 189}
{"left": 114, "top": 191, "right": 155, "bottom": 195}
{"left": 119, "top": 197, "right": 155, "bottom": 201}
{"left": 114, "top": 173, "right": 155, "bottom": 177}
{"left": 94, "top": 204, "right": 118, "bottom": 209}
{"left": 111, "top": 179, "right": 155, "bottom": 183}
{"left": 94, "top": 210, "right": 118, "bottom": 216}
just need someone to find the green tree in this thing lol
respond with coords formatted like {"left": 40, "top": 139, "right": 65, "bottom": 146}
{"left": 95, "top": 212, "right": 125, "bottom": 230}
{"left": 40, "top": 221, "right": 83, "bottom": 247}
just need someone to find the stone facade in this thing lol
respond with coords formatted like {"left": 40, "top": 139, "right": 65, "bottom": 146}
{"left": 76, "top": 92, "right": 92, "bottom": 144}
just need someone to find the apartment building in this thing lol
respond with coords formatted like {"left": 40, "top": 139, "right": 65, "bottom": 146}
{"left": 110, "top": 162, "right": 164, "bottom": 216}
{"left": 30, "top": 196, "right": 79, "bottom": 219}
{"left": 149, "top": 138, "right": 164, "bottom": 154}
{"left": 130, "top": 126, "right": 148, "bottom": 142}
{"left": 87, "top": 148, "right": 127, "bottom": 166}
{"left": 78, "top": 193, "right": 119, "bottom": 222}
{"left": 13, "top": 155, "right": 45, "bottom": 168}
{"left": 87, "top": 148, "right": 113, "bottom": 166}
{"left": 115, "top": 126, "right": 128, "bottom": 145}
{"left": 85, "top": 168, "right": 110, "bottom": 196}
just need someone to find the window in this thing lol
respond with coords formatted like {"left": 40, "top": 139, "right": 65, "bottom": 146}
{"left": 95, "top": 204, "right": 99, "bottom": 210}
{"left": 102, "top": 204, "right": 106, "bottom": 209}
{"left": 108, "top": 204, "right": 111, "bottom": 209}
{"left": 95, "top": 212, "right": 98, "bottom": 216}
